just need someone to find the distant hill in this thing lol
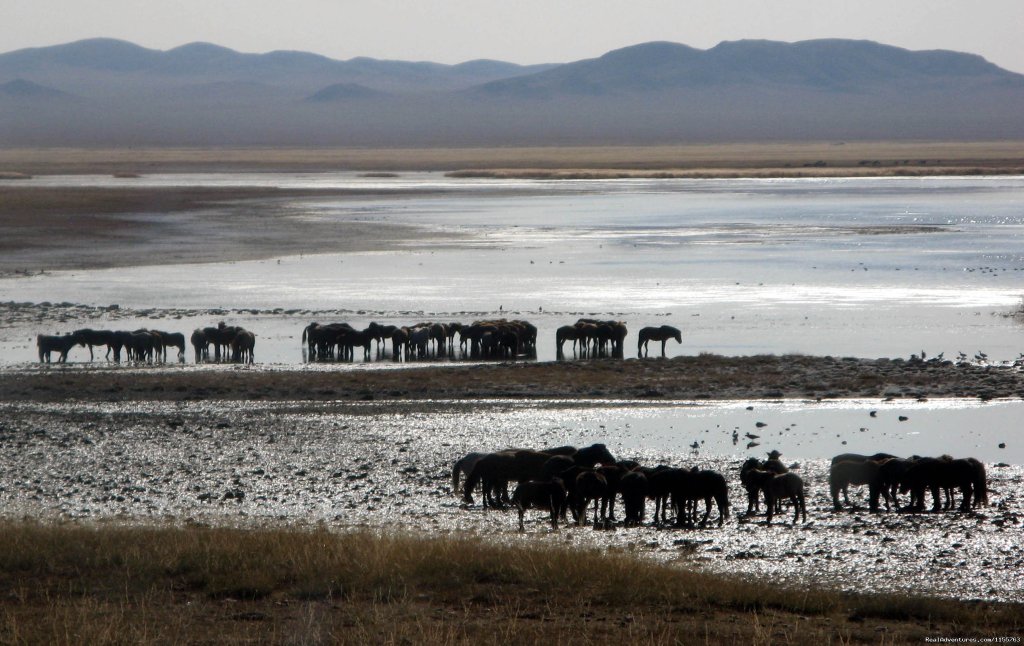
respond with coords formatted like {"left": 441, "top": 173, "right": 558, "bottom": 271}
{"left": 1, "top": 38, "right": 1021, "bottom": 146}
{"left": 475, "top": 39, "right": 1024, "bottom": 97}
{"left": 306, "top": 83, "right": 390, "bottom": 102}
{"left": 0, "top": 78, "right": 72, "bottom": 100}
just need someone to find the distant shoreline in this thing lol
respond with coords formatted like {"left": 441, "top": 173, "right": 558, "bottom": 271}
{"left": 2, "top": 141, "right": 1023, "bottom": 176}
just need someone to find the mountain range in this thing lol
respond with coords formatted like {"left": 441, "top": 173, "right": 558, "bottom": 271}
{"left": 1, "top": 38, "right": 1022, "bottom": 146}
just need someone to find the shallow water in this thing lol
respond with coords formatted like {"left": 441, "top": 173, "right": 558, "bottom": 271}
{"left": 1, "top": 398, "right": 1020, "bottom": 601}
{"left": 3, "top": 174, "right": 1024, "bottom": 365}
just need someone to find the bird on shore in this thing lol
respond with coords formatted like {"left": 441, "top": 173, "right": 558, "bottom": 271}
{"left": 745, "top": 432, "right": 760, "bottom": 440}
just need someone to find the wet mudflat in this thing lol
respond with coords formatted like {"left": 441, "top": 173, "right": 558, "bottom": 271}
{"left": 1, "top": 397, "right": 1021, "bottom": 603}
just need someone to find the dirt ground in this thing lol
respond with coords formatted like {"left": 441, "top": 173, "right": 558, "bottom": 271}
{"left": 4, "top": 354, "right": 1024, "bottom": 403}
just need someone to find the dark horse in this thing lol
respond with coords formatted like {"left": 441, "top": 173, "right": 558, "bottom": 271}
{"left": 463, "top": 450, "right": 552, "bottom": 508}
{"left": 37, "top": 333, "right": 78, "bottom": 363}
{"left": 739, "top": 456, "right": 788, "bottom": 515}
{"left": 899, "top": 456, "right": 987, "bottom": 512}
{"left": 152, "top": 330, "right": 186, "bottom": 362}
{"left": 512, "top": 479, "right": 567, "bottom": 531}
{"left": 669, "top": 468, "right": 730, "bottom": 527}
{"left": 71, "top": 328, "right": 115, "bottom": 361}
{"left": 637, "top": 325, "right": 682, "bottom": 358}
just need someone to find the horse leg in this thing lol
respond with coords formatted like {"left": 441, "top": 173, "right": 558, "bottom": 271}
{"left": 518, "top": 507, "right": 526, "bottom": 532}
{"left": 661, "top": 339, "right": 667, "bottom": 358}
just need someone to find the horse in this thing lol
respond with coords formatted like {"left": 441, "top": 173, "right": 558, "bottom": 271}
{"left": 127, "top": 330, "right": 156, "bottom": 363}
{"left": 619, "top": 470, "right": 648, "bottom": 526}
{"left": 830, "top": 452, "right": 898, "bottom": 465}
{"left": 37, "top": 333, "right": 78, "bottom": 363}
{"left": 513, "top": 479, "right": 567, "bottom": 531}
{"left": 391, "top": 328, "right": 410, "bottom": 361}
{"left": 555, "top": 325, "right": 582, "bottom": 359}
{"left": 745, "top": 470, "right": 807, "bottom": 524}
{"left": 899, "top": 456, "right": 983, "bottom": 512}
{"left": 463, "top": 450, "right": 552, "bottom": 508}
{"left": 366, "top": 322, "right": 397, "bottom": 354}
{"left": 71, "top": 329, "right": 115, "bottom": 361}
{"left": 152, "top": 330, "right": 186, "bottom": 362}
{"left": 231, "top": 330, "right": 256, "bottom": 363}
{"left": 191, "top": 328, "right": 209, "bottom": 362}
{"left": 452, "top": 452, "right": 488, "bottom": 495}
{"left": 669, "top": 468, "right": 730, "bottom": 527}
{"left": 641, "top": 466, "right": 683, "bottom": 525}
{"left": 829, "top": 459, "right": 888, "bottom": 512}
{"left": 109, "top": 330, "right": 135, "bottom": 362}
{"left": 574, "top": 470, "right": 609, "bottom": 526}
{"left": 877, "top": 457, "right": 914, "bottom": 510}
{"left": 740, "top": 456, "right": 788, "bottom": 515}
{"left": 637, "top": 325, "right": 682, "bottom": 358}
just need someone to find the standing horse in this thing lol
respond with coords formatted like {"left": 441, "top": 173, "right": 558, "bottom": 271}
{"left": 745, "top": 470, "right": 807, "bottom": 524}
{"left": 152, "top": 330, "right": 186, "bottom": 362}
{"left": 513, "top": 479, "right": 567, "bottom": 531}
{"left": 71, "top": 329, "right": 115, "bottom": 361}
{"left": 37, "top": 333, "right": 78, "bottom": 363}
{"left": 637, "top": 325, "right": 682, "bottom": 358}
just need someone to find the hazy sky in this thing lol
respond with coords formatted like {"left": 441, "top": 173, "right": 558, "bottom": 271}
{"left": 5, "top": 0, "right": 1024, "bottom": 73}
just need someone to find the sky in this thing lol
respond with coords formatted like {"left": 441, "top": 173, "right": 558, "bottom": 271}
{"left": 4, "top": 0, "right": 1024, "bottom": 74}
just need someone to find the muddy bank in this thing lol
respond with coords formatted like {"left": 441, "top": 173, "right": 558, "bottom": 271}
{"left": 4, "top": 354, "right": 1024, "bottom": 403}
{"left": 1, "top": 397, "right": 1021, "bottom": 602}
{"left": 0, "top": 185, "right": 461, "bottom": 274}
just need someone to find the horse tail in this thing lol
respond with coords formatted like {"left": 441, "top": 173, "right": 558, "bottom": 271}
{"left": 301, "top": 327, "right": 307, "bottom": 344}
{"left": 717, "top": 485, "right": 730, "bottom": 520}
{"left": 452, "top": 457, "right": 465, "bottom": 494}
{"left": 464, "top": 461, "right": 482, "bottom": 504}
{"left": 973, "top": 461, "right": 988, "bottom": 507}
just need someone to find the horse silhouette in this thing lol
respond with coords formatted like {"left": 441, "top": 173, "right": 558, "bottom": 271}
{"left": 512, "top": 478, "right": 567, "bottom": 531}
{"left": 830, "top": 459, "right": 888, "bottom": 512}
{"left": 618, "top": 470, "right": 648, "bottom": 526}
{"left": 669, "top": 468, "right": 730, "bottom": 527}
{"left": 745, "top": 469, "right": 807, "bottom": 524}
{"left": 71, "top": 329, "right": 116, "bottom": 361}
{"left": 637, "top": 325, "right": 682, "bottom": 358}
{"left": 37, "top": 333, "right": 78, "bottom": 363}
{"left": 899, "top": 456, "right": 986, "bottom": 512}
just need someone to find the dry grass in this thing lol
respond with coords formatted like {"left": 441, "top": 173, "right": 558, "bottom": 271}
{"left": 0, "top": 521, "right": 1019, "bottom": 644}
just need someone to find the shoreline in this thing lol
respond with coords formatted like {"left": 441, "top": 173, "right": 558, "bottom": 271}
{"left": 4, "top": 354, "right": 1023, "bottom": 403}
{"left": 2, "top": 141, "right": 1023, "bottom": 176}
{"left": 0, "top": 185, "right": 463, "bottom": 275}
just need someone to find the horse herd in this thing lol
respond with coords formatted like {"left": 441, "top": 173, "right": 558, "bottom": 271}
{"left": 35, "top": 317, "right": 688, "bottom": 365}
{"left": 454, "top": 445, "right": 990, "bottom": 531}
{"left": 302, "top": 319, "right": 539, "bottom": 362}
{"left": 37, "top": 328, "right": 187, "bottom": 364}
{"left": 36, "top": 323, "right": 256, "bottom": 364}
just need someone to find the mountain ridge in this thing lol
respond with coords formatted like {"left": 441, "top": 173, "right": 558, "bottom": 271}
{"left": 1, "top": 37, "right": 1021, "bottom": 146}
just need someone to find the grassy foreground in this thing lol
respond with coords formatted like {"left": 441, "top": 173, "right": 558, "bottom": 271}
{"left": 0, "top": 523, "right": 1019, "bottom": 644}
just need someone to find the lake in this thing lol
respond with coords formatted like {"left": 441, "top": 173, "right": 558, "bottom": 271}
{"left": 3, "top": 173, "right": 1024, "bottom": 364}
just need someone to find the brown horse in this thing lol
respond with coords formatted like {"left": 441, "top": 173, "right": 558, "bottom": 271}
{"left": 899, "top": 456, "right": 986, "bottom": 512}
{"left": 830, "top": 459, "right": 888, "bottom": 512}
{"left": 637, "top": 325, "right": 682, "bottom": 358}
{"left": 745, "top": 470, "right": 807, "bottom": 524}
{"left": 513, "top": 479, "right": 567, "bottom": 531}
{"left": 463, "top": 450, "right": 552, "bottom": 508}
